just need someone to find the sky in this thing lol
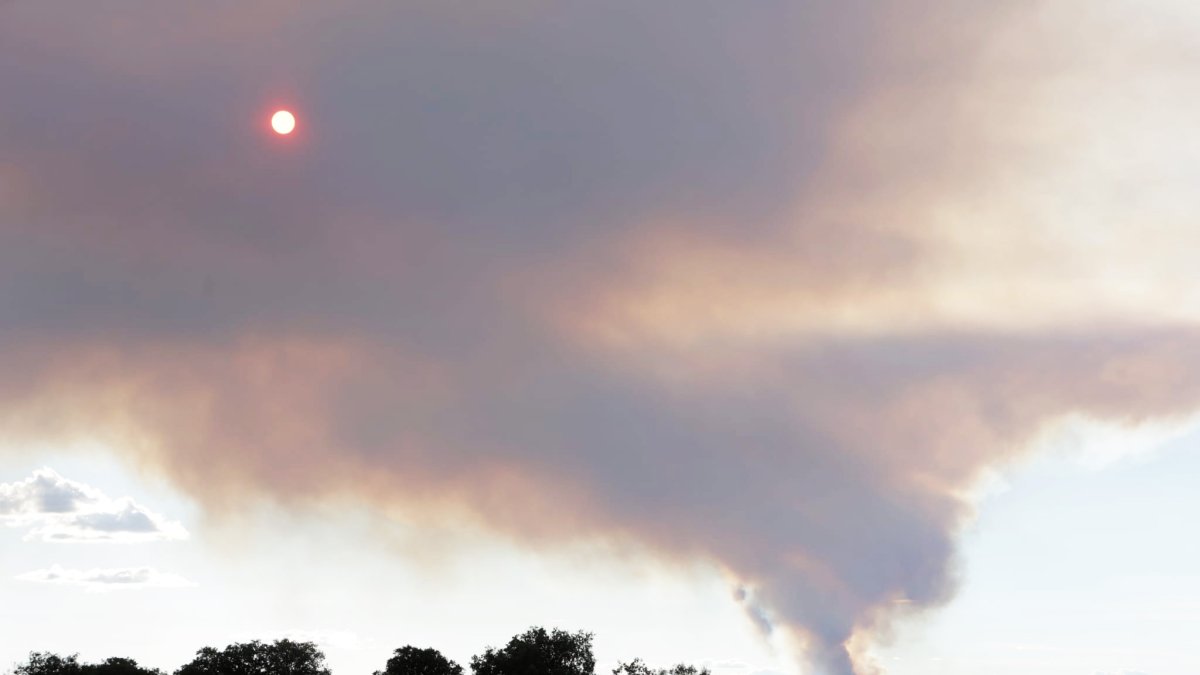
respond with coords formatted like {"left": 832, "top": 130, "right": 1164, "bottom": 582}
{"left": 2, "top": 2, "right": 1200, "bottom": 674}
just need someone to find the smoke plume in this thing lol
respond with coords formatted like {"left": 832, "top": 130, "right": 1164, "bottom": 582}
{"left": 3, "top": 2, "right": 1200, "bottom": 672}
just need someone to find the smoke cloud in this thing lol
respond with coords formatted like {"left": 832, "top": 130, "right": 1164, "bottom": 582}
{"left": 3, "top": 2, "right": 1200, "bottom": 672}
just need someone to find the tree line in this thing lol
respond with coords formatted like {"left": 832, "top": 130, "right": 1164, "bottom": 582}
{"left": 7, "top": 627, "right": 712, "bottom": 675}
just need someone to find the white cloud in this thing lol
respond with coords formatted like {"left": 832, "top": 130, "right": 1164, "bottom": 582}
{"left": 0, "top": 467, "right": 104, "bottom": 516}
{"left": 15, "top": 564, "right": 195, "bottom": 591}
{"left": 0, "top": 468, "right": 188, "bottom": 542}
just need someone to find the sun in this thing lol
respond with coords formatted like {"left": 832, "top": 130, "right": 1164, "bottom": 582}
{"left": 271, "top": 110, "right": 296, "bottom": 135}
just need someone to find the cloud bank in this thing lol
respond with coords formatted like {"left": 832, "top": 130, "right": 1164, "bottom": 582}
{"left": 3, "top": 1, "right": 1200, "bottom": 672}
{"left": 0, "top": 468, "right": 188, "bottom": 542}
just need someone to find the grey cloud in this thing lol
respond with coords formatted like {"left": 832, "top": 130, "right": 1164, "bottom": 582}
{"left": 72, "top": 503, "right": 161, "bottom": 534}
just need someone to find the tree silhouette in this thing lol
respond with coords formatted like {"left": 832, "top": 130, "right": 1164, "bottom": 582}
{"left": 12, "top": 654, "right": 162, "bottom": 675}
{"left": 612, "top": 660, "right": 710, "bottom": 675}
{"left": 174, "top": 640, "right": 330, "bottom": 675}
{"left": 374, "top": 647, "right": 463, "bottom": 675}
{"left": 84, "top": 658, "right": 164, "bottom": 675}
{"left": 85, "top": 658, "right": 164, "bottom": 675}
{"left": 8, "top": 627, "right": 707, "bottom": 675}
{"left": 470, "top": 628, "right": 594, "bottom": 675}
{"left": 13, "top": 653, "right": 81, "bottom": 675}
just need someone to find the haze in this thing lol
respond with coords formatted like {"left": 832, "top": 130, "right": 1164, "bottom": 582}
{"left": 3, "top": 2, "right": 1200, "bottom": 674}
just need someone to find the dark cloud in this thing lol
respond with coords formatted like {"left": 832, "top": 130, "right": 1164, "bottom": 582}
{"left": 1, "top": 2, "right": 1197, "bottom": 674}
